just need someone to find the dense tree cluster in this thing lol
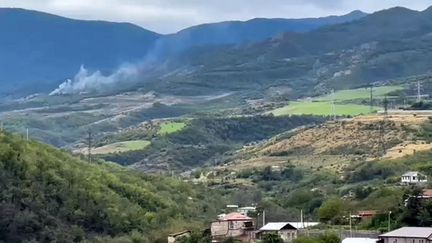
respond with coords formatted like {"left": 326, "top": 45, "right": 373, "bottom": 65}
{"left": 0, "top": 132, "right": 224, "bottom": 242}
{"left": 103, "top": 115, "right": 325, "bottom": 169}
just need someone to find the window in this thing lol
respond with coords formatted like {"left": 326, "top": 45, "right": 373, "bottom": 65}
{"left": 243, "top": 221, "right": 253, "bottom": 228}
{"left": 229, "top": 221, "right": 234, "bottom": 230}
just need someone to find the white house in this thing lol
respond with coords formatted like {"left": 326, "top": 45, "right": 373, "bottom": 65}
{"left": 401, "top": 171, "right": 427, "bottom": 185}
{"left": 379, "top": 227, "right": 432, "bottom": 243}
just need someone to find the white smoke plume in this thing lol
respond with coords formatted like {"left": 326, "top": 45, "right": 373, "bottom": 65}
{"left": 49, "top": 64, "right": 143, "bottom": 95}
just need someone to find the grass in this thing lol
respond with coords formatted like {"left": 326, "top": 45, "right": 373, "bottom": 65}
{"left": 271, "top": 85, "right": 402, "bottom": 116}
{"left": 93, "top": 140, "right": 150, "bottom": 154}
{"left": 316, "top": 85, "right": 403, "bottom": 102}
{"left": 158, "top": 121, "right": 187, "bottom": 135}
{"left": 271, "top": 101, "right": 377, "bottom": 116}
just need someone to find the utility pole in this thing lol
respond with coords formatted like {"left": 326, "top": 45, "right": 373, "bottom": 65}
{"left": 262, "top": 210, "right": 266, "bottom": 226}
{"left": 349, "top": 212, "right": 353, "bottom": 237}
{"left": 87, "top": 129, "right": 92, "bottom": 163}
{"left": 301, "top": 209, "right": 304, "bottom": 228}
{"left": 388, "top": 211, "right": 392, "bottom": 232}
{"left": 383, "top": 96, "right": 389, "bottom": 116}
{"left": 331, "top": 89, "right": 336, "bottom": 120}
{"left": 26, "top": 128, "right": 29, "bottom": 141}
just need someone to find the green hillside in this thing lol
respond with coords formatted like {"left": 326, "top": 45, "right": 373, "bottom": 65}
{"left": 0, "top": 132, "right": 224, "bottom": 242}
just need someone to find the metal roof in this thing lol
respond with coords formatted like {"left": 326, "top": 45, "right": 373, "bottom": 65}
{"left": 342, "top": 238, "right": 378, "bottom": 243}
{"left": 380, "top": 227, "right": 432, "bottom": 238}
{"left": 260, "top": 222, "right": 319, "bottom": 231}
{"left": 287, "top": 222, "right": 319, "bottom": 229}
{"left": 402, "top": 171, "right": 421, "bottom": 177}
{"left": 260, "top": 223, "right": 293, "bottom": 231}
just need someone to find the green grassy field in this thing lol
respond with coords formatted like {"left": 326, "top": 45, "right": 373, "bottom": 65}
{"left": 158, "top": 121, "right": 187, "bottom": 135}
{"left": 93, "top": 140, "right": 150, "bottom": 154}
{"left": 271, "top": 101, "right": 376, "bottom": 116}
{"left": 271, "top": 85, "right": 402, "bottom": 116}
{"left": 317, "top": 85, "right": 403, "bottom": 102}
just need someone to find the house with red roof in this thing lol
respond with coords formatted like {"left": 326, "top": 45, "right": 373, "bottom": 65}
{"left": 211, "top": 212, "right": 256, "bottom": 242}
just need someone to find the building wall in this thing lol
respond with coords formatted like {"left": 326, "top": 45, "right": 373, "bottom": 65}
{"left": 279, "top": 230, "right": 297, "bottom": 242}
{"left": 211, "top": 220, "right": 251, "bottom": 239}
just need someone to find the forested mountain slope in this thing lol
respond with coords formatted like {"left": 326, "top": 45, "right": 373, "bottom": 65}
{"left": 0, "top": 8, "right": 160, "bottom": 95}
{"left": 158, "top": 6, "right": 432, "bottom": 97}
{"left": 154, "top": 10, "right": 367, "bottom": 56}
{"left": 0, "top": 132, "right": 223, "bottom": 242}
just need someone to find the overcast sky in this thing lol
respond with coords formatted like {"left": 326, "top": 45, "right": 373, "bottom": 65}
{"left": 0, "top": 0, "right": 431, "bottom": 34}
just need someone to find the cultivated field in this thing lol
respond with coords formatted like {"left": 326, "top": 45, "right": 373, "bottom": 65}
{"left": 270, "top": 85, "right": 402, "bottom": 116}
{"left": 91, "top": 140, "right": 150, "bottom": 154}
{"left": 271, "top": 101, "right": 375, "bottom": 116}
{"left": 158, "top": 122, "right": 187, "bottom": 135}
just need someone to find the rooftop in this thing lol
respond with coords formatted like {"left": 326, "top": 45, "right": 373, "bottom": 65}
{"left": 423, "top": 189, "right": 432, "bottom": 197}
{"left": 342, "top": 238, "right": 378, "bottom": 243}
{"left": 259, "top": 222, "right": 319, "bottom": 231}
{"left": 222, "top": 212, "right": 253, "bottom": 221}
{"left": 402, "top": 171, "right": 421, "bottom": 177}
{"left": 380, "top": 227, "right": 432, "bottom": 239}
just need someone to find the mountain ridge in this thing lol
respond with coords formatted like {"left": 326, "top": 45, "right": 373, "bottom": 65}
{"left": 0, "top": 7, "right": 367, "bottom": 96}
{"left": 0, "top": 8, "right": 161, "bottom": 95}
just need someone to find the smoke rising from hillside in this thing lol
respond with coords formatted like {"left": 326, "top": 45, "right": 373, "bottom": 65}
{"left": 49, "top": 64, "right": 143, "bottom": 95}
{"left": 49, "top": 38, "right": 181, "bottom": 96}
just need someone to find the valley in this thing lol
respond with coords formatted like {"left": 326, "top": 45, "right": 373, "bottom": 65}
{"left": 3, "top": 3, "right": 432, "bottom": 243}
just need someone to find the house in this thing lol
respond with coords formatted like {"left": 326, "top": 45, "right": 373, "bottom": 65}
{"left": 401, "top": 171, "right": 427, "bottom": 185}
{"left": 168, "top": 230, "right": 191, "bottom": 243}
{"left": 211, "top": 212, "right": 255, "bottom": 242}
{"left": 378, "top": 227, "right": 432, "bottom": 243}
{"left": 256, "top": 222, "right": 319, "bottom": 242}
